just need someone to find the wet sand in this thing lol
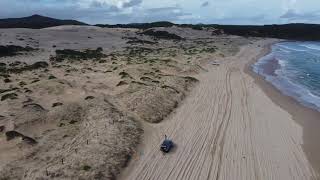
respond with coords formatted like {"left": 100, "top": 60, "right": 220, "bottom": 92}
{"left": 258, "top": 57, "right": 281, "bottom": 76}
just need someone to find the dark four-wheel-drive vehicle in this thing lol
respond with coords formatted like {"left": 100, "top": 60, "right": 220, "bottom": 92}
{"left": 160, "top": 135, "right": 174, "bottom": 153}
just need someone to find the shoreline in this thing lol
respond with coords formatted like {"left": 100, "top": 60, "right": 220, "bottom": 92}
{"left": 120, "top": 39, "right": 318, "bottom": 179}
{"left": 245, "top": 40, "right": 320, "bottom": 174}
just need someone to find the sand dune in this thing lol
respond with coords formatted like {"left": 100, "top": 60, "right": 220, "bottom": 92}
{"left": 120, "top": 40, "right": 319, "bottom": 180}
{"left": 1, "top": 26, "right": 248, "bottom": 179}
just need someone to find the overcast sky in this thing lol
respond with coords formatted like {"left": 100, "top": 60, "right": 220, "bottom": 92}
{"left": 0, "top": 0, "right": 319, "bottom": 25}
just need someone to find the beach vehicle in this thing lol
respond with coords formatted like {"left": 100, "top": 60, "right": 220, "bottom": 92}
{"left": 210, "top": 61, "right": 220, "bottom": 66}
{"left": 160, "top": 135, "right": 174, "bottom": 153}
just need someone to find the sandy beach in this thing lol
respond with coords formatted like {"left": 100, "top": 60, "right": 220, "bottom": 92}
{"left": 120, "top": 39, "right": 320, "bottom": 180}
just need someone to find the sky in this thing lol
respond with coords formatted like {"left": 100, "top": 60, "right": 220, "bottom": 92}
{"left": 0, "top": 0, "right": 319, "bottom": 25}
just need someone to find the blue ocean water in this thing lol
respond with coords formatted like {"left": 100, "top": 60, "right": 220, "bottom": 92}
{"left": 253, "top": 41, "right": 320, "bottom": 111}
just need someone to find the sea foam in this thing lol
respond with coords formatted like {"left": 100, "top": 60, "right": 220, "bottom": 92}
{"left": 253, "top": 41, "right": 320, "bottom": 111}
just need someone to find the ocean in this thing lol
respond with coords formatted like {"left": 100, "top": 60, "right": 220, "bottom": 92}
{"left": 253, "top": 41, "right": 320, "bottom": 111}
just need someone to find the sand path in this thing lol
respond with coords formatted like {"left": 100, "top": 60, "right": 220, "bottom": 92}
{"left": 120, "top": 41, "right": 318, "bottom": 180}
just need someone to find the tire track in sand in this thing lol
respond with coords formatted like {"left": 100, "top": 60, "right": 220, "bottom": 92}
{"left": 120, "top": 41, "right": 318, "bottom": 180}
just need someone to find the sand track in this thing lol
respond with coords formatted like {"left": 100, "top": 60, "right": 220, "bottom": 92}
{"left": 121, "top": 41, "right": 318, "bottom": 180}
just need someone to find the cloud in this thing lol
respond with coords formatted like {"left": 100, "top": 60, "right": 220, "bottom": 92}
{"left": 288, "top": 0, "right": 297, "bottom": 9}
{"left": 123, "top": 0, "right": 142, "bottom": 8}
{"left": 209, "top": 14, "right": 268, "bottom": 25}
{"left": 282, "top": 0, "right": 297, "bottom": 12}
{"left": 80, "top": 6, "right": 194, "bottom": 24}
{"left": 0, "top": 0, "right": 319, "bottom": 24}
{"left": 201, "top": 1, "right": 209, "bottom": 7}
{"left": 280, "top": 9, "right": 320, "bottom": 23}
{"left": 280, "top": 9, "right": 299, "bottom": 19}
{"left": 78, "top": 0, "right": 142, "bottom": 9}
{"left": 0, "top": 0, "right": 144, "bottom": 24}
{"left": 141, "top": 7, "right": 192, "bottom": 22}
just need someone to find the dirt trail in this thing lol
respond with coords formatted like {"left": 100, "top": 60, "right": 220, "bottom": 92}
{"left": 120, "top": 40, "right": 318, "bottom": 180}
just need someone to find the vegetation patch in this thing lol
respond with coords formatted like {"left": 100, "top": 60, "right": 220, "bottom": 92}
{"left": 119, "top": 71, "right": 132, "bottom": 79}
{"left": 183, "top": 76, "right": 199, "bottom": 83}
{"left": 127, "top": 39, "right": 157, "bottom": 45}
{"left": 3, "top": 78, "right": 11, "bottom": 83}
{"left": 4, "top": 61, "right": 49, "bottom": 73}
{"left": 51, "top": 47, "right": 106, "bottom": 62}
{"left": 0, "top": 88, "right": 19, "bottom": 94}
{"left": 1, "top": 93, "right": 18, "bottom": 101}
{"left": 140, "top": 29, "right": 184, "bottom": 40}
{"left": 126, "top": 46, "right": 153, "bottom": 57}
{"left": 200, "top": 47, "right": 216, "bottom": 53}
{"left": 0, "top": 45, "right": 37, "bottom": 57}
{"left": 0, "top": 63, "right": 6, "bottom": 71}
{"left": 85, "top": 96, "right": 95, "bottom": 100}
{"left": 5, "top": 131, "right": 24, "bottom": 141}
{"left": 161, "top": 85, "right": 180, "bottom": 94}
{"left": 22, "top": 136, "right": 38, "bottom": 145}
{"left": 52, "top": 102, "right": 63, "bottom": 107}
{"left": 22, "top": 103, "right": 46, "bottom": 112}
{"left": 140, "top": 77, "right": 157, "bottom": 83}
{"left": 5, "top": 131, "right": 37, "bottom": 145}
{"left": 19, "top": 81, "right": 27, "bottom": 86}
{"left": 48, "top": 75, "right": 56, "bottom": 79}
{"left": 131, "top": 81, "right": 149, "bottom": 86}
{"left": 116, "top": 81, "right": 128, "bottom": 86}
{"left": 82, "top": 165, "right": 92, "bottom": 171}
